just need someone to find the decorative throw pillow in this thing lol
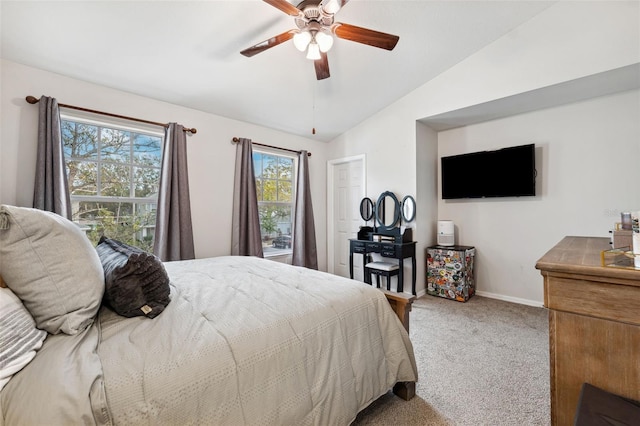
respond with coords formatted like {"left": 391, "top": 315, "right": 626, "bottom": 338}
{"left": 0, "top": 287, "right": 48, "bottom": 391}
{"left": 0, "top": 205, "right": 104, "bottom": 335}
{"left": 95, "top": 236, "right": 170, "bottom": 318}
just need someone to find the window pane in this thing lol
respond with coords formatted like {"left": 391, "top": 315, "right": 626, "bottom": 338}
{"left": 100, "top": 163, "right": 131, "bottom": 197}
{"left": 71, "top": 200, "right": 156, "bottom": 252}
{"left": 258, "top": 204, "right": 292, "bottom": 236}
{"left": 255, "top": 178, "right": 263, "bottom": 201}
{"left": 259, "top": 203, "right": 292, "bottom": 252}
{"left": 253, "top": 153, "right": 263, "bottom": 179}
{"left": 101, "top": 128, "right": 131, "bottom": 163}
{"left": 278, "top": 180, "right": 292, "bottom": 202}
{"left": 262, "top": 155, "right": 277, "bottom": 178}
{"left": 67, "top": 160, "right": 97, "bottom": 196}
{"left": 278, "top": 157, "right": 293, "bottom": 179}
{"left": 62, "top": 121, "right": 98, "bottom": 159}
{"left": 262, "top": 178, "right": 277, "bottom": 201}
{"left": 133, "top": 134, "right": 162, "bottom": 167}
{"left": 134, "top": 167, "right": 160, "bottom": 198}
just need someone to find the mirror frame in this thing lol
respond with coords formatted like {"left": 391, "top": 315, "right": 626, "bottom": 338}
{"left": 375, "top": 191, "right": 401, "bottom": 230}
{"left": 401, "top": 195, "right": 416, "bottom": 223}
{"left": 359, "top": 197, "right": 374, "bottom": 222}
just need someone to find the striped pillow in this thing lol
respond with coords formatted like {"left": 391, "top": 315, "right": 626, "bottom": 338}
{"left": 0, "top": 287, "right": 47, "bottom": 391}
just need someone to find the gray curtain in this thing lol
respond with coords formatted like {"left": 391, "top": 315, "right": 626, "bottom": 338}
{"left": 292, "top": 151, "right": 318, "bottom": 269}
{"left": 231, "top": 138, "right": 264, "bottom": 257}
{"left": 153, "top": 123, "right": 195, "bottom": 261}
{"left": 33, "top": 96, "right": 72, "bottom": 219}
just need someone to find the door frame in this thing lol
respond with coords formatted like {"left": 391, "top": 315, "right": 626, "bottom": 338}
{"left": 326, "top": 154, "right": 366, "bottom": 275}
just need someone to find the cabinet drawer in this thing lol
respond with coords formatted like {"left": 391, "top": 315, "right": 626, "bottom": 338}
{"left": 368, "top": 243, "right": 381, "bottom": 252}
{"left": 381, "top": 250, "right": 397, "bottom": 257}
{"left": 352, "top": 242, "right": 366, "bottom": 253}
{"left": 545, "top": 274, "right": 640, "bottom": 326}
{"left": 381, "top": 243, "right": 396, "bottom": 251}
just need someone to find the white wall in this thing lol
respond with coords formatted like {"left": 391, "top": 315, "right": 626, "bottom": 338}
{"left": 438, "top": 90, "right": 640, "bottom": 304}
{"left": 326, "top": 1, "right": 640, "bottom": 303}
{"left": 0, "top": 60, "right": 329, "bottom": 270}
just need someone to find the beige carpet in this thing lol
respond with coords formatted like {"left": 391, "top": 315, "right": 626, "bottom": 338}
{"left": 353, "top": 295, "right": 550, "bottom": 425}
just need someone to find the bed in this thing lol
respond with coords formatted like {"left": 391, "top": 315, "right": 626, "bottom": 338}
{"left": 0, "top": 205, "right": 417, "bottom": 425}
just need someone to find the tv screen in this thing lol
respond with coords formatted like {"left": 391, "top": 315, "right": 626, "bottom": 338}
{"left": 441, "top": 144, "right": 536, "bottom": 199}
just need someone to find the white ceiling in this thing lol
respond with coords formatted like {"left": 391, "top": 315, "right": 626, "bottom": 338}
{"left": 1, "top": 0, "right": 555, "bottom": 141}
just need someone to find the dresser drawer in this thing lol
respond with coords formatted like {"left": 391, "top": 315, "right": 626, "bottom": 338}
{"left": 544, "top": 274, "right": 640, "bottom": 326}
{"left": 352, "top": 241, "right": 366, "bottom": 253}
{"left": 381, "top": 250, "right": 397, "bottom": 257}
{"left": 368, "top": 242, "right": 381, "bottom": 252}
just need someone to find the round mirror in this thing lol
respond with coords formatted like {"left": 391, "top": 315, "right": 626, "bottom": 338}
{"left": 359, "top": 197, "right": 374, "bottom": 221}
{"left": 375, "top": 191, "right": 401, "bottom": 230}
{"left": 402, "top": 195, "right": 416, "bottom": 223}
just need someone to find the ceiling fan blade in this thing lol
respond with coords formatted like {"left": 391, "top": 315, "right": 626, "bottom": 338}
{"left": 263, "top": 0, "right": 304, "bottom": 18}
{"left": 314, "top": 52, "right": 330, "bottom": 80}
{"left": 240, "top": 30, "right": 296, "bottom": 57}
{"left": 333, "top": 22, "right": 399, "bottom": 51}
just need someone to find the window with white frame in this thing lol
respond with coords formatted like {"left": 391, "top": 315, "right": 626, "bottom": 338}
{"left": 60, "top": 114, "right": 163, "bottom": 252}
{"left": 253, "top": 150, "right": 296, "bottom": 254}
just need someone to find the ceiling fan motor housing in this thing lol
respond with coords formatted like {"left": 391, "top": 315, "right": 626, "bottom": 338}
{"left": 295, "top": 0, "right": 335, "bottom": 29}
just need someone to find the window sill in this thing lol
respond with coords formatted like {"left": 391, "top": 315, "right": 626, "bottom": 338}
{"left": 263, "top": 250, "right": 292, "bottom": 264}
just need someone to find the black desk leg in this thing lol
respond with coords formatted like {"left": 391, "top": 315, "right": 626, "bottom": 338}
{"left": 411, "top": 255, "right": 416, "bottom": 296}
{"left": 349, "top": 252, "right": 354, "bottom": 279}
{"left": 398, "top": 257, "right": 404, "bottom": 293}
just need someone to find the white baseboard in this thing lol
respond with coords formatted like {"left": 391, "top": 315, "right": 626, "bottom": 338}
{"left": 475, "top": 290, "right": 544, "bottom": 308}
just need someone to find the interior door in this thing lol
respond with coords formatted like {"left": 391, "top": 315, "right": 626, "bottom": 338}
{"left": 331, "top": 157, "right": 364, "bottom": 279}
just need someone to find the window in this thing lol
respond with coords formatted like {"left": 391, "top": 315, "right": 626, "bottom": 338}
{"left": 61, "top": 115, "right": 163, "bottom": 252}
{"left": 253, "top": 151, "right": 296, "bottom": 254}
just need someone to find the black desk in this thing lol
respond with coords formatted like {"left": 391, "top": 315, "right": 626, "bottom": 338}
{"left": 349, "top": 239, "right": 417, "bottom": 295}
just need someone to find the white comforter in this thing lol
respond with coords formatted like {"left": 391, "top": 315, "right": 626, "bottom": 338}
{"left": 1, "top": 256, "right": 417, "bottom": 425}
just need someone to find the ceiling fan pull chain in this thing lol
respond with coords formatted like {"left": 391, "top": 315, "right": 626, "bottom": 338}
{"left": 312, "top": 83, "right": 316, "bottom": 135}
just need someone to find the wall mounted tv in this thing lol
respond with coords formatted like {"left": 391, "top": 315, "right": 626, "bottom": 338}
{"left": 441, "top": 143, "right": 536, "bottom": 199}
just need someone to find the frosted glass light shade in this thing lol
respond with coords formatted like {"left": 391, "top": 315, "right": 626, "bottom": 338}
{"left": 316, "top": 32, "right": 333, "bottom": 52}
{"left": 322, "top": 0, "right": 340, "bottom": 14}
{"left": 306, "top": 42, "right": 321, "bottom": 60}
{"left": 293, "top": 31, "right": 311, "bottom": 51}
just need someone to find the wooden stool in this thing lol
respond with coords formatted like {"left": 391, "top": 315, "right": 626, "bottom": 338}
{"left": 365, "top": 261, "right": 399, "bottom": 290}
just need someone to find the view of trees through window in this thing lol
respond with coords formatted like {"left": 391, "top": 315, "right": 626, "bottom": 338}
{"left": 61, "top": 118, "right": 162, "bottom": 252}
{"left": 253, "top": 151, "right": 295, "bottom": 253}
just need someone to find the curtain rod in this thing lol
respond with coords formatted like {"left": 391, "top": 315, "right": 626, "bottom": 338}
{"left": 232, "top": 137, "right": 311, "bottom": 157}
{"left": 25, "top": 96, "right": 197, "bottom": 134}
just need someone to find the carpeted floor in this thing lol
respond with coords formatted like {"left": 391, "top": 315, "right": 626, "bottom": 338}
{"left": 353, "top": 295, "right": 550, "bottom": 425}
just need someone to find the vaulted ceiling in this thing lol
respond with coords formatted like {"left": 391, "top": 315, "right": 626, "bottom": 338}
{"left": 1, "top": 1, "right": 555, "bottom": 141}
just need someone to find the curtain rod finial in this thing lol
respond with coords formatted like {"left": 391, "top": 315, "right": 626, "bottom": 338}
{"left": 26, "top": 95, "right": 39, "bottom": 104}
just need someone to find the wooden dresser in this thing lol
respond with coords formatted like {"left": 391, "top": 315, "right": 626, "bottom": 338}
{"left": 536, "top": 236, "right": 640, "bottom": 426}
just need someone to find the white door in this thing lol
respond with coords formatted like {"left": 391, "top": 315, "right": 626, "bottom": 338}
{"left": 328, "top": 156, "right": 365, "bottom": 279}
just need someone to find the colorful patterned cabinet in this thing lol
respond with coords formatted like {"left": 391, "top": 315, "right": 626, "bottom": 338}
{"left": 426, "top": 245, "right": 476, "bottom": 302}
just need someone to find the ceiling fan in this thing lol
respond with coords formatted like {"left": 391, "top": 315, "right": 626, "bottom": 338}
{"left": 240, "top": 0, "right": 399, "bottom": 80}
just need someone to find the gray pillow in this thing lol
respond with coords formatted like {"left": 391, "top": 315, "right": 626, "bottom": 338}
{"left": 95, "top": 236, "right": 170, "bottom": 319}
{"left": 0, "top": 205, "right": 104, "bottom": 335}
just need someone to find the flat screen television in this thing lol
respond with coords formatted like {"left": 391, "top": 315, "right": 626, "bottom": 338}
{"left": 441, "top": 143, "right": 536, "bottom": 199}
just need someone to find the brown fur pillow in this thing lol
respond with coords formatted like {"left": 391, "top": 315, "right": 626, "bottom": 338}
{"left": 95, "top": 236, "right": 170, "bottom": 319}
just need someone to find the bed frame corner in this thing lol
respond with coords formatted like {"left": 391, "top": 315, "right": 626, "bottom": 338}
{"left": 380, "top": 289, "right": 416, "bottom": 333}
{"left": 381, "top": 290, "right": 417, "bottom": 401}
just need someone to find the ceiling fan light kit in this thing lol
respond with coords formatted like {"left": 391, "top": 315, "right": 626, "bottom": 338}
{"left": 241, "top": 0, "right": 399, "bottom": 80}
{"left": 306, "top": 42, "right": 321, "bottom": 60}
